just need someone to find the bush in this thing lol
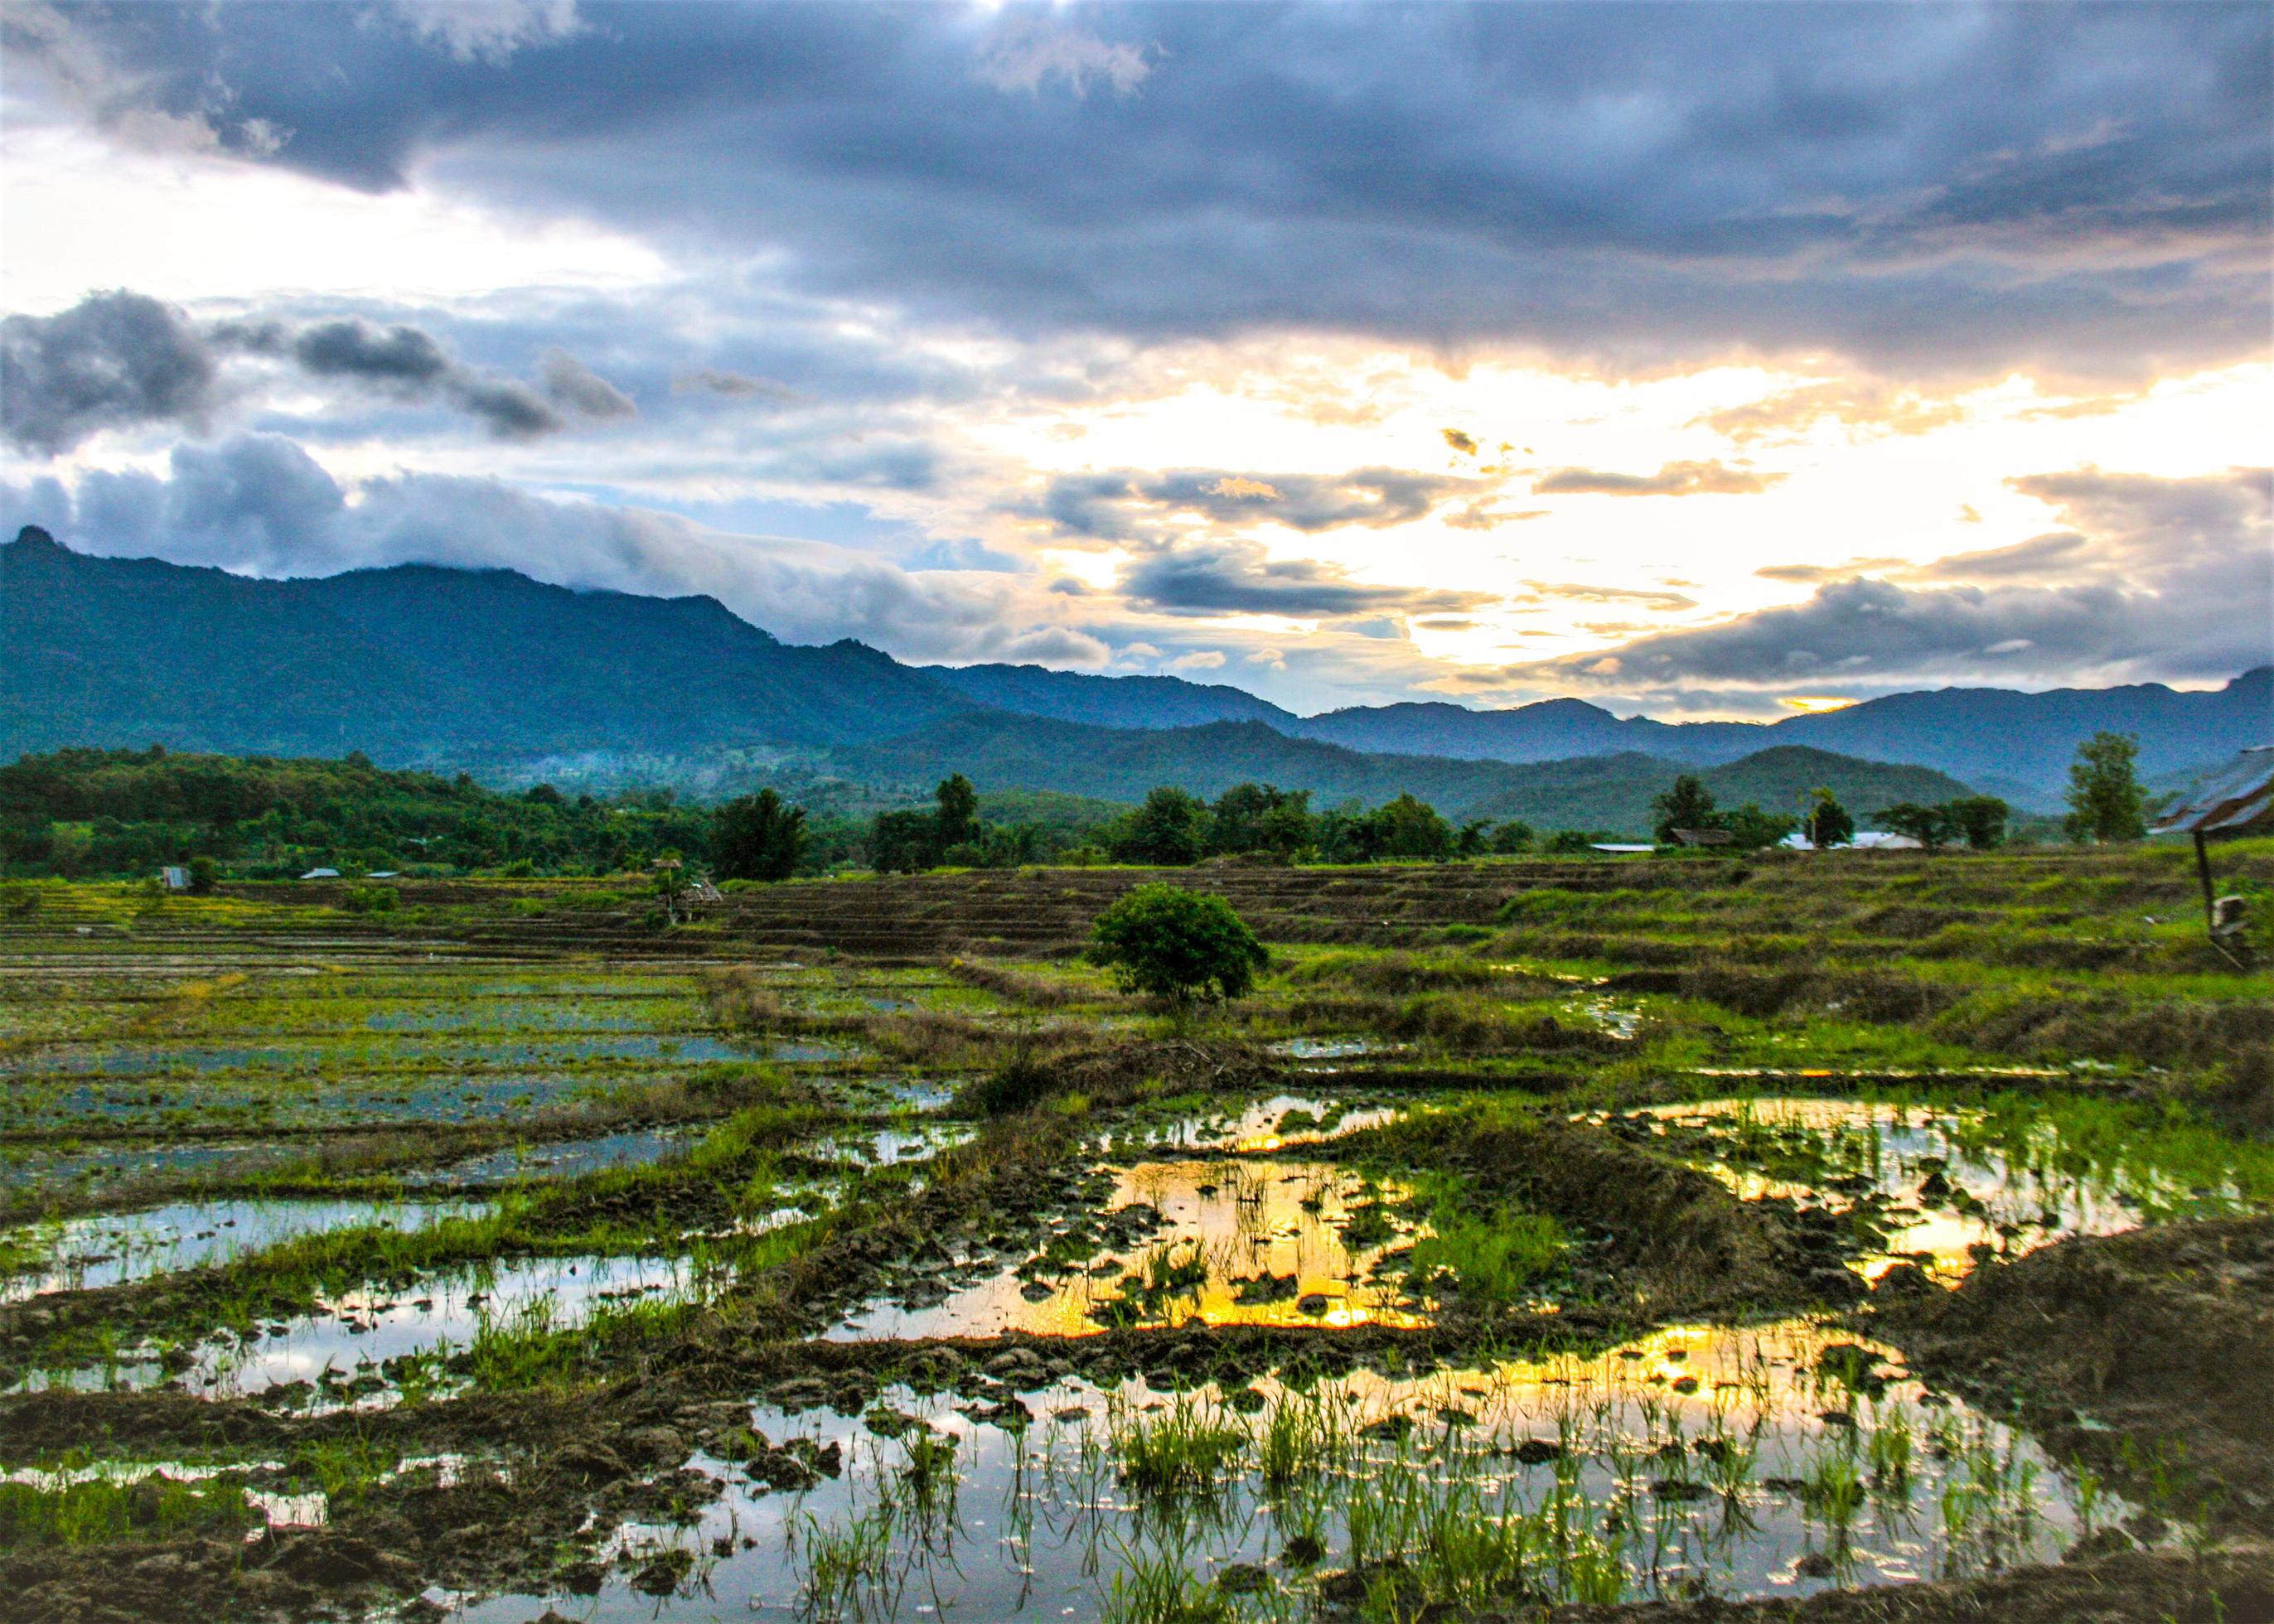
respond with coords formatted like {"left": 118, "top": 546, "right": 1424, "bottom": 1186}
{"left": 1088, "top": 883, "right": 1268, "bottom": 1008}
{"left": 969, "top": 1048, "right": 1060, "bottom": 1115}
{"left": 341, "top": 884, "right": 398, "bottom": 915}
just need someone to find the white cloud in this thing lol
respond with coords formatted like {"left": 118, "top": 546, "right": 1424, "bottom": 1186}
{"left": 975, "top": 17, "right": 1149, "bottom": 97}
{"left": 386, "top": 0, "right": 583, "bottom": 65}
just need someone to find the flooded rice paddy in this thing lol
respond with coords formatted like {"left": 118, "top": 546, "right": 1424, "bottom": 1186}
{"left": 20, "top": 1254, "right": 699, "bottom": 1404}
{"left": 1620, "top": 1096, "right": 2260, "bottom": 1279}
{"left": 461, "top": 1317, "right": 2133, "bottom": 1621}
{"left": 1, "top": 1196, "right": 484, "bottom": 1301}
{"left": 834, "top": 1159, "right": 1434, "bottom": 1341}
{"left": 1, "top": 872, "right": 2264, "bottom": 1623}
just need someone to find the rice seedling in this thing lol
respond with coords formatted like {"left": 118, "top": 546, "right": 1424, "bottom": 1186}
{"left": 1115, "top": 1398, "right": 1249, "bottom": 1504}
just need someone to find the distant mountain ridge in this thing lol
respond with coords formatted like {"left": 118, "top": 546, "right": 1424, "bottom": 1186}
{"left": 1, "top": 526, "right": 969, "bottom": 761}
{"left": 5, "top": 528, "right": 2263, "bottom": 810}
{"left": 953, "top": 659, "right": 2269, "bottom": 803}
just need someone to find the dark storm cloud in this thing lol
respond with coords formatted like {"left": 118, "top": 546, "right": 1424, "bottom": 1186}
{"left": 13, "top": 2, "right": 2267, "bottom": 378}
{"left": 0, "top": 291, "right": 216, "bottom": 453}
{"left": 0, "top": 292, "right": 638, "bottom": 451}
{"left": 1534, "top": 461, "right": 1782, "bottom": 497}
{"left": 289, "top": 319, "right": 453, "bottom": 384}
{"left": 225, "top": 315, "right": 576, "bottom": 439}
{"left": 1027, "top": 467, "right": 1483, "bottom": 542}
{"left": 1118, "top": 539, "right": 1491, "bottom": 619}
{"left": 1511, "top": 467, "right": 2272, "bottom": 691}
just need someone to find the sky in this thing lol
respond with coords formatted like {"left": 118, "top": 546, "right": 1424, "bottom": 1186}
{"left": 2, "top": 1, "right": 2268, "bottom": 720}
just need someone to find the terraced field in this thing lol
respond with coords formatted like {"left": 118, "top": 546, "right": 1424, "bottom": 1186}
{"left": 0, "top": 846, "right": 2270, "bottom": 1623}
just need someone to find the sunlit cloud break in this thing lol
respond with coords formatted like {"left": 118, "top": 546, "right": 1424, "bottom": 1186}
{"left": 1, "top": 1, "right": 2267, "bottom": 716}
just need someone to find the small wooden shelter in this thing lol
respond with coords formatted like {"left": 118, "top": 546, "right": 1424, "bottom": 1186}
{"left": 2151, "top": 745, "right": 2274, "bottom": 948}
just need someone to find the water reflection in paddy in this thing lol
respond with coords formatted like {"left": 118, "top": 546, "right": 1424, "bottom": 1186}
{"left": 19, "top": 1255, "right": 696, "bottom": 1404}
{"left": 1, "top": 1196, "right": 486, "bottom": 1302}
{"left": 406, "top": 1124, "right": 704, "bottom": 1188}
{"left": 457, "top": 1317, "right": 2139, "bottom": 1622}
{"left": 1105, "top": 1094, "right": 1401, "bottom": 1155}
{"left": 1619, "top": 1096, "right": 2250, "bottom": 1279}
{"left": 830, "top": 1159, "right": 1430, "bottom": 1341}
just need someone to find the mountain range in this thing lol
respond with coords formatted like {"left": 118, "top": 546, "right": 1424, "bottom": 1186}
{"left": 5, "top": 526, "right": 2264, "bottom": 823}
{"left": 929, "top": 660, "right": 2268, "bottom": 807}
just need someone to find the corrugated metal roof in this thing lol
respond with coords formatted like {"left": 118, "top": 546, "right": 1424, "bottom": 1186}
{"left": 2151, "top": 747, "right": 2274, "bottom": 835}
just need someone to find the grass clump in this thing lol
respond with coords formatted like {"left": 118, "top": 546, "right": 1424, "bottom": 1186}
{"left": 0, "top": 1472, "right": 259, "bottom": 1549}
{"left": 1115, "top": 1395, "right": 1247, "bottom": 1499}
{"left": 1405, "top": 1177, "right": 1566, "bottom": 1304}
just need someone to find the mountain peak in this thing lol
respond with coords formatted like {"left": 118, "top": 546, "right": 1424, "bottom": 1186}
{"left": 7, "top": 525, "right": 65, "bottom": 551}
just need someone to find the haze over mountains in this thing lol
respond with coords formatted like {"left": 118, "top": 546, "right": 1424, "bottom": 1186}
{"left": 5, "top": 529, "right": 2265, "bottom": 823}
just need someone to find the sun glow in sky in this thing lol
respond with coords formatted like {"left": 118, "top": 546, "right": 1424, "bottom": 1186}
{"left": 2, "top": 2, "right": 2267, "bottom": 717}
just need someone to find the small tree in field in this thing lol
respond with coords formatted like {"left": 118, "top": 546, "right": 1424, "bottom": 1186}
{"left": 1945, "top": 794, "right": 2010, "bottom": 850}
{"left": 2064, "top": 732, "right": 2148, "bottom": 843}
{"left": 1089, "top": 883, "right": 1268, "bottom": 1011}
{"left": 1802, "top": 787, "right": 1853, "bottom": 848}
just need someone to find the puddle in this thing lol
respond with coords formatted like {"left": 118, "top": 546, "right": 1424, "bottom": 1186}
{"left": 457, "top": 1317, "right": 2140, "bottom": 1620}
{"left": 830, "top": 1159, "right": 1430, "bottom": 1341}
{"left": 1105, "top": 1095, "right": 1401, "bottom": 1154}
{"left": 0, "top": 1138, "right": 303, "bottom": 1195}
{"left": 1, "top": 1196, "right": 486, "bottom": 1302}
{"left": 1567, "top": 996, "right": 1643, "bottom": 1041}
{"left": 764, "top": 1039, "right": 853, "bottom": 1064}
{"left": 816, "top": 1124, "right": 977, "bottom": 1168}
{"left": 1268, "top": 1037, "right": 1400, "bottom": 1061}
{"left": 828, "top": 1075, "right": 961, "bottom": 1114}
{"left": 1618, "top": 1098, "right": 2251, "bottom": 1279}
{"left": 22, "top": 1255, "right": 699, "bottom": 1403}
{"left": 406, "top": 1126, "right": 705, "bottom": 1188}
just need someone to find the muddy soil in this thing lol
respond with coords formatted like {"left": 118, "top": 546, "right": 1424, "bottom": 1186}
{"left": 1871, "top": 1214, "right": 2274, "bottom": 1535}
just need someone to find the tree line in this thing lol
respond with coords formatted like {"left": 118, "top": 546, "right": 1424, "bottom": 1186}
{"left": 859, "top": 775, "right": 1589, "bottom": 872}
{"left": 0, "top": 730, "right": 2161, "bottom": 882}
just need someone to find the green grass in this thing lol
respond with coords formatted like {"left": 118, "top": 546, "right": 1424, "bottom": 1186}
{"left": 1115, "top": 1395, "right": 1248, "bottom": 1499}
{"left": 1400, "top": 1173, "right": 1566, "bottom": 1304}
{"left": 0, "top": 1472, "right": 259, "bottom": 1549}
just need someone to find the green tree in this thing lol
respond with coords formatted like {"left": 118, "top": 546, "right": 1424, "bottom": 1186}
{"left": 1720, "top": 802, "right": 1797, "bottom": 851}
{"left": 2064, "top": 732, "right": 2148, "bottom": 843}
{"left": 1945, "top": 794, "right": 2010, "bottom": 851}
{"left": 935, "top": 774, "right": 981, "bottom": 848}
{"left": 1651, "top": 774, "right": 1717, "bottom": 844}
{"left": 1208, "top": 783, "right": 1312, "bottom": 858}
{"left": 1543, "top": 829, "right": 1595, "bottom": 853}
{"left": 714, "top": 789, "right": 807, "bottom": 881}
{"left": 1875, "top": 802, "right": 1953, "bottom": 850}
{"left": 1110, "top": 786, "right": 1211, "bottom": 865}
{"left": 868, "top": 809, "right": 940, "bottom": 873}
{"left": 1802, "top": 788, "right": 1853, "bottom": 848}
{"left": 1367, "top": 791, "right": 1454, "bottom": 859}
{"left": 1488, "top": 819, "right": 1536, "bottom": 855}
{"left": 186, "top": 855, "right": 220, "bottom": 894}
{"left": 1088, "top": 883, "right": 1269, "bottom": 1008}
